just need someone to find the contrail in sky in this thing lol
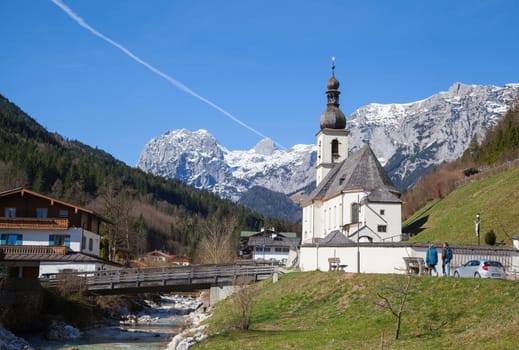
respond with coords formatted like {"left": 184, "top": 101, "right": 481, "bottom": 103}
{"left": 50, "top": 0, "right": 285, "bottom": 149}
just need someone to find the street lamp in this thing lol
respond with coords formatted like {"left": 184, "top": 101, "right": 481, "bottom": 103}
{"left": 357, "top": 195, "right": 361, "bottom": 273}
{"left": 475, "top": 213, "right": 481, "bottom": 246}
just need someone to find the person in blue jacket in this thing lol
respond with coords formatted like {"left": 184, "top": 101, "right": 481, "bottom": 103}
{"left": 425, "top": 242, "right": 438, "bottom": 275}
{"left": 442, "top": 242, "right": 453, "bottom": 276}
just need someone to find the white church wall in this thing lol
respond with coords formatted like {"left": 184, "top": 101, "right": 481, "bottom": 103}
{"left": 300, "top": 245, "right": 424, "bottom": 273}
{"left": 364, "top": 203, "right": 402, "bottom": 242}
{"left": 300, "top": 244, "right": 519, "bottom": 276}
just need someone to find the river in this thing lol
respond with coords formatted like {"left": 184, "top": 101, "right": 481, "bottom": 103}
{"left": 26, "top": 294, "right": 201, "bottom": 350}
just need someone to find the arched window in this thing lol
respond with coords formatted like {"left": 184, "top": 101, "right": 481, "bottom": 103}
{"left": 331, "top": 139, "right": 339, "bottom": 160}
{"left": 351, "top": 203, "right": 360, "bottom": 223}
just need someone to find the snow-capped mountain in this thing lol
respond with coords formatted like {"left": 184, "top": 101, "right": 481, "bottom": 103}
{"left": 348, "top": 83, "right": 519, "bottom": 189}
{"left": 137, "top": 82, "right": 519, "bottom": 202}
{"left": 136, "top": 129, "right": 316, "bottom": 201}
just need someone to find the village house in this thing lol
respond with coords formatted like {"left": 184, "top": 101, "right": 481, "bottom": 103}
{"left": 241, "top": 229, "right": 300, "bottom": 266}
{"left": 0, "top": 188, "right": 113, "bottom": 279}
{"left": 142, "top": 250, "right": 191, "bottom": 265}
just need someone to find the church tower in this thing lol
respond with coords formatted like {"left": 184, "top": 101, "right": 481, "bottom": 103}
{"left": 315, "top": 57, "right": 349, "bottom": 186}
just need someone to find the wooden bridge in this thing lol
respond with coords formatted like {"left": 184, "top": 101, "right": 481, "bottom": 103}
{"left": 40, "top": 263, "right": 280, "bottom": 295}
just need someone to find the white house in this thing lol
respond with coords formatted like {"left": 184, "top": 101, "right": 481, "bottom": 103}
{"left": 244, "top": 229, "right": 300, "bottom": 266}
{"left": 301, "top": 62, "right": 402, "bottom": 246}
{"left": 0, "top": 188, "right": 114, "bottom": 278}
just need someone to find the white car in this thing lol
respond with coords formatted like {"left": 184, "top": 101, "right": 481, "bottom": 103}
{"left": 453, "top": 259, "right": 505, "bottom": 279}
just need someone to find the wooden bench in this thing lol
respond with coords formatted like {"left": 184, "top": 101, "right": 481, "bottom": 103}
{"left": 403, "top": 257, "right": 427, "bottom": 275}
{"left": 328, "top": 257, "right": 348, "bottom": 271}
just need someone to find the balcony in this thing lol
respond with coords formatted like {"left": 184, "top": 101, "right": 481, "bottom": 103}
{"left": 0, "top": 217, "right": 69, "bottom": 230}
{"left": 0, "top": 245, "right": 68, "bottom": 255}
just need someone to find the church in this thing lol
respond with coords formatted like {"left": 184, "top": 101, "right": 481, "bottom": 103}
{"left": 301, "top": 61, "right": 402, "bottom": 246}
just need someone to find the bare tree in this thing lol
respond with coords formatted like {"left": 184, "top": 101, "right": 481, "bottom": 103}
{"left": 229, "top": 275, "right": 258, "bottom": 330}
{"left": 196, "top": 213, "right": 238, "bottom": 264}
{"left": 94, "top": 181, "right": 138, "bottom": 263}
{"left": 375, "top": 275, "right": 412, "bottom": 340}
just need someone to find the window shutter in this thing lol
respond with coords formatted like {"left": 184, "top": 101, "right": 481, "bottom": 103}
{"left": 64, "top": 235, "right": 71, "bottom": 247}
{"left": 49, "top": 235, "right": 55, "bottom": 246}
{"left": 0, "top": 234, "right": 6, "bottom": 245}
{"left": 16, "top": 234, "right": 23, "bottom": 245}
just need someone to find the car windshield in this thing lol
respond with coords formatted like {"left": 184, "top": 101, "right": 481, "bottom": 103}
{"left": 484, "top": 261, "right": 503, "bottom": 267}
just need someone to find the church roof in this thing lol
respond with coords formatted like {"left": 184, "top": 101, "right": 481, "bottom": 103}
{"left": 320, "top": 105, "right": 346, "bottom": 129}
{"left": 319, "top": 58, "right": 346, "bottom": 130}
{"left": 319, "top": 230, "right": 354, "bottom": 245}
{"left": 307, "top": 145, "right": 401, "bottom": 202}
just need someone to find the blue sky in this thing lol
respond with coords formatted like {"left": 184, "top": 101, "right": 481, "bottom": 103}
{"left": 1, "top": 1, "right": 518, "bottom": 166}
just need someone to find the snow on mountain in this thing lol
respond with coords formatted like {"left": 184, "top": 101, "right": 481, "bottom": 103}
{"left": 137, "top": 82, "right": 519, "bottom": 202}
{"left": 136, "top": 129, "right": 316, "bottom": 201}
{"left": 348, "top": 82, "right": 519, "bottom": 189}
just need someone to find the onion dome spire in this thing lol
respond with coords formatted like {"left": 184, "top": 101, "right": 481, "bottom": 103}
{"left": 320, "top": 56, "right": 346, "bottom": 129}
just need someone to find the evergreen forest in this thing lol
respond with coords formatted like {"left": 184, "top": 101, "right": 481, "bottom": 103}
{"left": 0, "top": 94, "right": 301, "bottom": 263}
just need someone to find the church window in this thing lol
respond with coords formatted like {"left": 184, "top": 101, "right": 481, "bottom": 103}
{"left": 377, "top": 225, "right": 387, "bottom": 233}
{"left": 351, "top": 203, "right": 360, "bottom": 223}
{"left": 331, "top": 139, "right": 339, "bottom": 159}
{"left": 380, "top": 209, "right": 385, "bottom": 216}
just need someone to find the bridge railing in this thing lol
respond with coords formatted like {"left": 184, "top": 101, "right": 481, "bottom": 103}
{"left": 40, "top": 263, "right": 278, "bottom": 292}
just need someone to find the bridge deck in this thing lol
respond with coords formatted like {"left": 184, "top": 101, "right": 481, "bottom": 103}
{"left": 40, "top": 263, "right": 279, "bottom": 295}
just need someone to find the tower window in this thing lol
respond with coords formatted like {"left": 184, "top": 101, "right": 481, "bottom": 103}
{"left": 331, "top": 139, "right": 339, "bottom": 161}
{"left": 380, "top": 209, "right": 385, "bottom": 216}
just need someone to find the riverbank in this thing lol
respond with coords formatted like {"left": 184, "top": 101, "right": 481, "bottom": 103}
{"left": 166, "top": 298, "right": 211, "bottom": 350}
{"left": 25, "top": 293, "right": 206, "bottom": 350}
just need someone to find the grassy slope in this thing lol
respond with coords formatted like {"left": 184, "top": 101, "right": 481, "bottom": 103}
{"left": 404, "top": 165, "right": 519, "bottom": 245}
{"left": 194, "top": 272, "right": 519, "bottom": 350}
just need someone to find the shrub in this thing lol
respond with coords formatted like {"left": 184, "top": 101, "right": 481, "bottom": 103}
{"left": 484, "top": 230, "right": 497, "bottom": 246}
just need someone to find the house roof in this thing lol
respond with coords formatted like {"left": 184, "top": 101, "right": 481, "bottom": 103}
{"left": 248, "top": 236, "right": 301, "bottom": 248}
{"left": 241, "top": 231, "right": 298, "bottom": 238}
{"left": 0, "top": 188, "right": 112, "bottom": 223}
{"left": 146, "top": 250, "right": 173, "bottom": 258}
{"left": 306, "top": 145, "right": 401, "bottom": 203}
{"left": 0, "top": 251, "right": 109, "bottom": 263}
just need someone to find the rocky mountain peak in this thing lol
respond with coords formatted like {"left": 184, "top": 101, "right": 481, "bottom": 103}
{"left": 137, "top": 82, "right": 519, "bottom": 210}
{"left": 254, "top": 138, "right": 276, "bottom": 155}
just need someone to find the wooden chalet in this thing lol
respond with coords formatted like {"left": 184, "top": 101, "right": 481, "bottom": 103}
{"left": 0, "top": 188, "right": 114, "bottom": 279}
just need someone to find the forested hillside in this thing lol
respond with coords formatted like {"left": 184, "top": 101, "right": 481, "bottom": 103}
{"left": 402, "top": 103, "right": 519, "bottom": 220}
{"left": 0, "top": 94, "right": 300, "bottom": 262}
